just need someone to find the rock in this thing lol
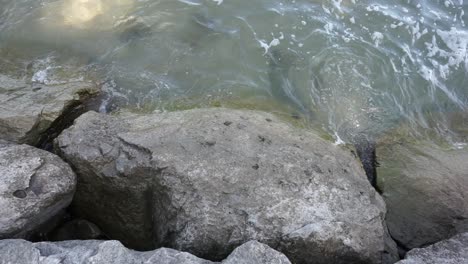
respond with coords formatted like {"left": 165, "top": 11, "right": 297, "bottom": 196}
{"left": 51, "top": 219, "right": 104, "bottom": 241}
{"left": 0, "top": 139, "right": 12, "bottom": 148}
{"left": 114, "top": 16, "right": 152, "bottom": 41}
{"left": 222, "top": 241, "right": 291, "bottom": 264}
{"left": 396, "top": 232, "right": 468, "bottom": 264}
{"left": 377, "top": 134, "right": 468, "bottom": 250}
{"left": 0, "top": 239, "right": 211, "bottom": 264}
{"left": 0, "top": 239, "right": 40, "bottom": 264}
{"left": 0, "top": 239, "right": 290, "bottom": 264}
{"left": 383, "top": 226, "right": 400, "bottom": 263}
{"left": 28, "top": 209, "right": 70, "bottom": 242}
{"left": 0, "top": 73, "right": 99, "bottom": 145}
{"left": 0, "top": 143, "right": 76, "bottom": 238}
{"left": 56, "top": 108, "right": 392, "bottom": 264}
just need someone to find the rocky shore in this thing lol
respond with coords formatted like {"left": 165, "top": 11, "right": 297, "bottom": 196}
{"left": 1, "top": 76, "right": 467, "bottom": 263}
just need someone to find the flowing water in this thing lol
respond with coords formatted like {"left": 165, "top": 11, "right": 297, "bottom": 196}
{"left": 1, "top": 0, "right": 467, "bottom": 146}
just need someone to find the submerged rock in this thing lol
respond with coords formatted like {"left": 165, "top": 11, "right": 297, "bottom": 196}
{"left": 377, "top": 131, "right": 468, "bottom": 250}
{"left": 396, "top": 232, "right": 468, "bottom": 264}
{"left": 0, "top": 239, "right": 290, "bottom": 264}
{"left": 56, "top": 108, "right": 393, "bottom": 263}
{"left": 266, "top": 48, "right": 385, "bottom": 188}
{"left": 0, "top": 143, "right": 76, "bottom": 239}
{"left": 0, "top": 73, "right": 99, "bottom": 145}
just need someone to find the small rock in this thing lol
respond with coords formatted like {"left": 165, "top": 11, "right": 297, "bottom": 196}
{"left": 222, "top": 241, "right": 291, "bottom": 264}
{"left": 51, "top": 219, "right": 104, "bottom": 241}
{"left": 0, "top": 144, "right": 76, "bottom": 239}
{"left": 396, "top": 232, "right": 468, "bottom": 264}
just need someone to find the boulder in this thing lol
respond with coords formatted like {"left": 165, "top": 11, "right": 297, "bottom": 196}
{"left": 396, "top": 232, "right": 468, "bottom": 264}
{"left": 56, "top": 108, "right": 393, "bottom": 263}
{"left": 377, "top": 135, "right": 468, "bottom": 249}
{"left": 0, "top": 143, "right": 76, "bottom": 238}
{"left": 0, "top": 73, "right": 99, "bottom": 145}
{"left": 0, "top": 239, "right": 290, "bottom": 264}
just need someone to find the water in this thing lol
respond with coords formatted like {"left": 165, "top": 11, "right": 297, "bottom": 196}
{"left": 0, "top": 0, "right": 467, "bottom": 145}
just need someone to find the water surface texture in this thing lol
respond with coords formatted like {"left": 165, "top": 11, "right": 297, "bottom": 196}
{"left": 1, "top": 0, "right": 467, "bottom": 145}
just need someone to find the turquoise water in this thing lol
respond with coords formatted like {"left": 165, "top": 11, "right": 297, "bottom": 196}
{"left": 0, "top": 0, "right": 467, "bottom": 145}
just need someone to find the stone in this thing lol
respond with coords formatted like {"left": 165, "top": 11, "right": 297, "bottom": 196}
{"left": 396, "top": 232, "right": 468, "bottom": 264}
{"left": 0, "top": 73, "right": 99, "bottom": 145}
{"left": 222, "top": 240, "right": 292, "bottom": 264}
{"left": 51, "top": 219, "right": 104, "bottom": 241}
{"left": 377, "top": 134, "right": 468, "bottom": 250}
{"left": 0, "top": 143, "right": 76, "bottom": 238}
{"left": 56, "top": 108, "right": 393, "bottom": 263}
{"left": 0, "top": 239, "right": 290, "bottom": 264}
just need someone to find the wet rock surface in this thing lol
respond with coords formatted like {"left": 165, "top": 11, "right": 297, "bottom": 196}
{"left": 0, "top": 73, "right": 99, "bottom": 145}
{"left": 56, "top": 108, "right": 393, "bottom": 264}
{"left": 0, "top": 143, "right": 76, "bottom": 239}
{"left": 377, "top": 135, "right": 468, "bottom": 250}
{"left": 0, "top": 239, "right": 290, "bottom": 264}
{"left": 396, "top": 232, "right": 468, "bottom": 264}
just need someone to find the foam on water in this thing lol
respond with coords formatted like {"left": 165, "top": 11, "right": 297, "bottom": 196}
{"left": 0, "top": 0, "right": 466, "bottom": 146}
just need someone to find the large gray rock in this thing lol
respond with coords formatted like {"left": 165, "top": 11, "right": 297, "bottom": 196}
{"left": 377, "top": 134, "right": 468, "bottom": 250}
{"left": 0, "top": 73, "right": 99, "bottom": 145}
{"left": 0, "top": 143, "right": 76, "bottom": 238}
{"left": 0, "top": 239, "right": 290, "bottom": 264}
{"left": 396, "top": 232, "right": 468, "bottom": 264}
{"left": 56, "top": 108, "right": 393, "bottom": 264}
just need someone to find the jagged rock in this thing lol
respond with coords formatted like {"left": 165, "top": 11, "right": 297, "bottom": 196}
{"left": 0, "top": 73, "right": 99, "bottom": 145}
{"left": 0, "top": 239, "right": 290, "bottom": 264}
{"left": 56, "top": 108, "right": 393, "bottom": 264}
{"left": 0, "top": 143, "right": 76, "bottom": 238}
{"left": 396, "top": 232, "right": 468, "bottom": 264}
{"left": 377, "top": 135, "right": 468, "bottom": 250}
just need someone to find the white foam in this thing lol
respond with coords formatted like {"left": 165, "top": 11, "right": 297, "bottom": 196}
{"left": 333, "top": 132, "right": 346, "bottom": 146}
{"left": 324, "top": 22, "right": 334, "bottom": 33}
{"left": 436, "top": 27, "right": 468, "bottom": 68}
{"left": 31, "top": 56, "right": 54, "bottom": 84}
{"left": 371, "top": 31, "right": 384, "bottom": 47}
{"left": 31, "top": 68, "right": 49, "bottom": 84}
{"left": 259, "top": 38, "right": 281, "bottom": 55}
{"left": 177, "top": 0, "right": 202, "bottom": 5}
{"left": 453, "top": 142, "right": 467, "bottom": 149}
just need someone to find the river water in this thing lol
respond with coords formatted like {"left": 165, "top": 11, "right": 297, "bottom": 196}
{"left": 1, "top": 0, "right": 467, "bottom": 146}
